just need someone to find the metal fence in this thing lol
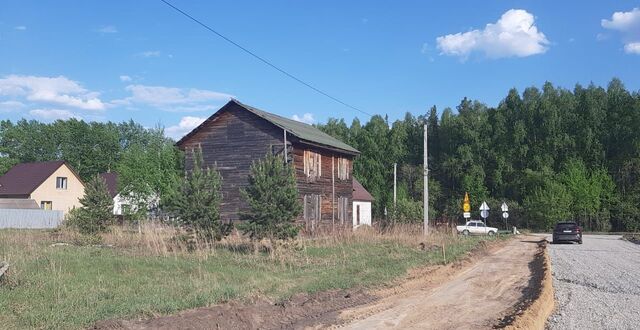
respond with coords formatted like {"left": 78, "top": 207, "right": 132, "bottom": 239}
{"left": 0, "top": 209, "right": 63, "bottom": 229}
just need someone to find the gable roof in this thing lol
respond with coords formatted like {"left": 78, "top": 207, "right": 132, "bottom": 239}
{"left": 353, "top": 178, "right": 374, "bottom": 202}
{"left": 176, "top": 99, "right": 359, "bottom": 155}
{"left": 99, "top": 172, "right": 118, "bottom": 198}
{"left": 0, "top": 161, "right": 80, "bottom": 197}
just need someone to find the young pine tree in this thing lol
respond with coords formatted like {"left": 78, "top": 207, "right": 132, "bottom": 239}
{"left": 165, "top": 147, "right": 229, "bottom": 239}
{"left": 239, "top": 153, "right": 302, "bottom": 240}
{"left": 68, "top": 175, "right": 114, "bottom": 234}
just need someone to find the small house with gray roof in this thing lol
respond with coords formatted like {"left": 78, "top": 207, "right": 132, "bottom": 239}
{"left": 176, "top": 99, "right": 361, "bottom": 232}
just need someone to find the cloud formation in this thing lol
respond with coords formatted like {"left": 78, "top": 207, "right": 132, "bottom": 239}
{"left": 29, "top": 109, "right": 80, "bottom": 121}
{"left": 120, "top": 84, "right": 233, "bottom": 112}
{"left": 136, "top": 51, "right": 161, "bottom": 58}
{"left": 0, "top": 75, "right": 106, "bottom": 110}
{"left": 601, "top": 8, "right": 640, "bottom": 55}
{"left": 119, "top": 75, "right": 132, "bottom": 82}
{"left": 291, "top": 113, "right": 315, "bottom": 124}
{"left": 436, "top": 9, "right": 549, "bottom": 60}
{"left": 98, "top": 25, "right": 118, "bottom": 33}
{"left": 14, "top": 26, "right": 26, "bottom": 31}
{"left": 165, "top": 116, "right": 206, "bottom": 140}
{"left": 625, "top": 42, "right": 640, "bottom": 54}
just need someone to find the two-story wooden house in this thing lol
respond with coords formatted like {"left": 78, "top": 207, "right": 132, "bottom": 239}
{"left": 176, "top": 99, "right": 360, "bottom": 232}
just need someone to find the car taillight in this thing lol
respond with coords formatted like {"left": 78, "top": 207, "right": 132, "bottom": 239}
{"left": 577, "top": 227, "right": 581, "bottom": 233}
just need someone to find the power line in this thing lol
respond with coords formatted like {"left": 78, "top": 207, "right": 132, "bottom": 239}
{"left": 159, "top": 0, "right": 373, "bottom": 117}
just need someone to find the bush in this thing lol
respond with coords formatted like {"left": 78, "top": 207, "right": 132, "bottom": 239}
{"left": 67, "top": 175, "right": 114, "bottom": 234}
{"left": 164, "top": 147, "right": 231, "bottom": 240}
{"left": 238, "top": 153, "right": 302, "bottom": 240}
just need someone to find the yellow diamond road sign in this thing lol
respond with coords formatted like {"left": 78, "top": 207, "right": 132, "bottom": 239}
{"left": 463, "top": 192, "right": 471, "bottom": 213}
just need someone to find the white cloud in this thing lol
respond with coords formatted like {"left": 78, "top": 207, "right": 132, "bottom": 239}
{"left": 436, "top": 9, "right": 549, "bottom": 60}
{"left": 601, "top": 8, "right": 640, "bottom": 31}
{"left": 0, "top": 100, "right": 26, "bottom": 111}
{"left": 602, "top": 8, "right": 640, "bottom": 55}
{"left": 98, "top": 25, "right": 118, "bottom": 33}
{"left": 624, "top": 42, "right": 640, "bottom": 54}
{"left": 0, "top": 75, "right": 106, "bottom": 110}
{"left": 119, "top": 75, "right": 132, "bottom": 82}
{"left": 14, "top": 26, "right": 26, "bottom": 31}
{"left": 136, "top": 50, "right": 161, "bottom": 58}
{"left": 29, "top": 109, "right": 81, "bottom": 121}
{"left": 165, "top": 116, "right": 206, "bottom": 139}
{"left": 291, "top": 113, "right": 315, "bottom": 124}
{"left": 121, "top": 84, "right": 233, "bottom": 112}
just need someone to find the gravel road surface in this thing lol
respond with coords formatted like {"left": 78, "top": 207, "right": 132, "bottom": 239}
{"left": 546, "top": 234, "right": 640, "bottom": 330}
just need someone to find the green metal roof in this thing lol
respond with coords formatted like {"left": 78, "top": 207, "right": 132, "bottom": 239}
{"left": 233, "top": 100, "right": 359, "bottom": 154}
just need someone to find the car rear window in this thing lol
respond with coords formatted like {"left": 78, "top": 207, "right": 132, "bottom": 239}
{"left": 556, "top": 223, "right": 577, "bottom": 230}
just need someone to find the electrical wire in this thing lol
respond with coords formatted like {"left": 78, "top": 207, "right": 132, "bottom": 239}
{"left": 159, "top": 0, "right": 373, "bottom": 117}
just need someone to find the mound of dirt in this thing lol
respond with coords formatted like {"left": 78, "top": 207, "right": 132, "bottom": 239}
{"left": 92, "top": 289, "right": 376, "bottom": 330}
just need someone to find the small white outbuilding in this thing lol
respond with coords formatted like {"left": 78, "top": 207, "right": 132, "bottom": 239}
{"left": 352, "top": 178, "right": 374, "bottom": 228}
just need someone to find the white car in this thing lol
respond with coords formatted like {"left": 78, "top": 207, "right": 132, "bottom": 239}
{"left": 456, "top": 220, "right": 498, "bottom": 236}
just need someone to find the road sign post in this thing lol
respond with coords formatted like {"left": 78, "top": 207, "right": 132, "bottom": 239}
{"left": 501, "top": 202, "right": 509, "bottom": 229}
{"left": 479, "top": 201, "right": 490, "bottom": 223}
{"left": 463, "top": 192, "right": 471, "bottom": 219}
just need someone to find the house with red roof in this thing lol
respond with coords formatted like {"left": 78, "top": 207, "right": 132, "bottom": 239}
{"left": 0, "top": 161, "right": 85, "bottom": 215}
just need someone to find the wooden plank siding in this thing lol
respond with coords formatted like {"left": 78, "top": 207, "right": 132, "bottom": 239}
{"left": 178, "top": 102, "right": 355, "bottom": 233}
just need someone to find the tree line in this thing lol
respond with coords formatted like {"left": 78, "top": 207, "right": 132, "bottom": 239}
{"left": 1, "top": 78, "right": 639, "bottom": 231}
{"left": 317, "top": 79, "right": 640, "bottom": 231}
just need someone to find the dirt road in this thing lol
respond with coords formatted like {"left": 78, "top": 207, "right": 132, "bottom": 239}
{"left": 336, "top": 237, "right": 541, "bottom": 330}
{"left": 546, "top": 234, "right": 640, "bottom": 330}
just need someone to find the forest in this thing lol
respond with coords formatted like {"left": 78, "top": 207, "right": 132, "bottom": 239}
{"left": 317, "top": 79, "right": 640, "bottom": 232}
{"left": 1, "top": 79, "right": 639, "bottom": 231}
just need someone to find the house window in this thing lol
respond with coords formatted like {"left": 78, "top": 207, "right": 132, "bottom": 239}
{"left": 337, "top": 158, "right": 349, "bottom": 180}
{"left": 356, "top": 205, "right": 361, "bottom": 226}
{"left": 304, "top": 150, "right": 322, "bottom": 179}
{"left": 56, "top": 177, "right": 68, "bottom": 190}
{"left": 41, "top": 201, "right": 52, "bottom": 210}
{"left": 338, "top": 196, "right": 349, "bottom": 224}
{"left": 303, "top": 194, "right": 321, "bottom": 231}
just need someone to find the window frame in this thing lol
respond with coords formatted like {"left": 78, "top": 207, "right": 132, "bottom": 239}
{"left": 40, "top": 201, "right": 52, "bottom": 210}
{"left": 303, "top": 150, "right": 322, "bottom": 179}
{"left": 337, "top": 157, "right": 349, "bottom": 180}
{"left": 56, "top": 176, "right": 68, "bottom": 190}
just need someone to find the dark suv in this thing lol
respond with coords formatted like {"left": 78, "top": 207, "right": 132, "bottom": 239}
{"left": 552, "top": 222, "right": 582, "bottom": 244}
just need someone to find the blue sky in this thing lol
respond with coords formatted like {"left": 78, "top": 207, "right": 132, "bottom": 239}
{"left": 1, "top": 1, "right": 639, "bottom": 139}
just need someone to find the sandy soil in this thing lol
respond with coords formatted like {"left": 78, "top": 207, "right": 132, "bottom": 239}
{"left": 93, "top": 237, "right": 542, "bottom": 330}
{"left": 336, "top": 237, "right": 541, "bottom": 330}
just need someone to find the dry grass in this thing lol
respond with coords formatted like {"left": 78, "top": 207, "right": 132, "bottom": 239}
{"left": 0, "top": 223, "right": 500, "bottom": 330}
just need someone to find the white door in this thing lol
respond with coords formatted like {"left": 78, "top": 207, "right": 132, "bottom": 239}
{"left": 476, "top": 222, "right": 487, "bottom": 234}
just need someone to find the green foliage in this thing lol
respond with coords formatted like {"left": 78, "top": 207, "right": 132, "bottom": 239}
{"left": 67, "top": 175, "right": 115, "bottom": 235}
{"left": 238, "top": 153, "right": 302, "bottom": 240}
{"left": 116, "top": 127, "right": 181, "bottom": 214}
{"left": 316, "top": 79, "right": 640, "bottom": 231}
{"left": 0, "top": 119, "right": 182, "bottom": 181}
{"left": 164, "top": 148, "right": 230, "bottom": 239}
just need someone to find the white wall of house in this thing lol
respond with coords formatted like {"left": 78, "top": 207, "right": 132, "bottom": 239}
{"left": 112, "top": 192, "right": 158, "bottom": 216}
{"left": 352, "top": 201, "right": 372, "bottom": 227}
{"left": 112, "top": 193, "right": 128, "bottom": 216}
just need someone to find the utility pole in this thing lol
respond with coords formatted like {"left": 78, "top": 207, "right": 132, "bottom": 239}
{"left": 283, "top": 129, "right": 288, "bottom": 162}
{"left": 393, "top": 163, "right": 397, "bottom": 209}
{"left": 424, "top": 123, "right": 429, "bottom": 236}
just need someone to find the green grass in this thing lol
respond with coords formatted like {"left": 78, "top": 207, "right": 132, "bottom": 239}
{"left": 0, "top": 229, "right": 498, "bottom": 329}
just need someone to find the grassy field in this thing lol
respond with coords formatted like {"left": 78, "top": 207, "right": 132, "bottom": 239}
{"left": 0, "top": 225, "right": 502, "bottom": 329}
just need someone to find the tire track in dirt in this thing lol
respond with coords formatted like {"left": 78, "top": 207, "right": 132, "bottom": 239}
{"left": 335, "top": 237, "right": 541, "bottom": 330}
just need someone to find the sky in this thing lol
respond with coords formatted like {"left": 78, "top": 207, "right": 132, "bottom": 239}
{"left": 1, "top": 0, "right": 639, "bottom": 139}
